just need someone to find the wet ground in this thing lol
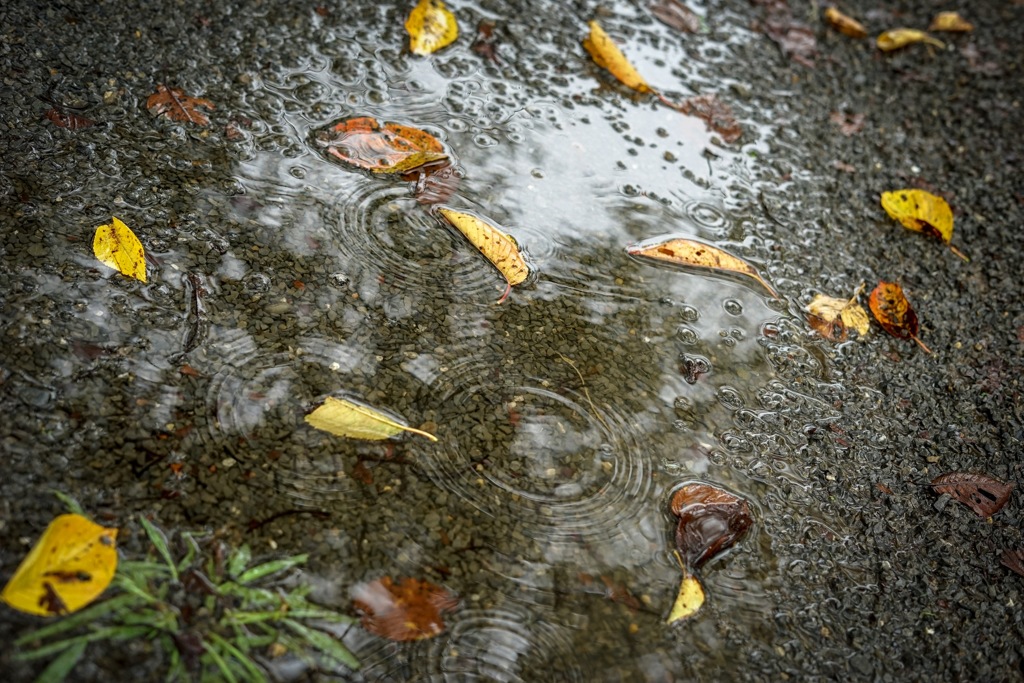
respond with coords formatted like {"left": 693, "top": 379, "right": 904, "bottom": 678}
{"left": 1, "top": 0, "right": 1023, "bottom": 680}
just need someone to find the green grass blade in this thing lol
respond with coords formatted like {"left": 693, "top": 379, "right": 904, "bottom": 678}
{"left": 281, "top": 619, "right": 359, "bottom": 671}
{"left": 49, "top": 491, "right": 86, "bottom": 517}
{"left": 201, "top": 638, "right": 238, "bottom": 683}
{"left": 33, "top": 640, "right": 87, "bottom": 683}
{"left": 206, "top": 632, "right": 267, "bottom": 683}
{"left": 176, "top": 533, "right": 200, "bottom": 573}
{"left": 15, "top": 626, "right": 151, "bottom": 662}
{"left": 226, "top": 545, "right": 252, "bottom": 579}
{"left": 15, "top": 594, "right": 139, "bottom": 645}
{"left": 138, "top": 517, "right": 178, "bottom": 582}
{"left": 236, "top": 554, "right": 308, "bottom": 585}
{"left": 229, "top": 608, "right": 354, "bottom": 625}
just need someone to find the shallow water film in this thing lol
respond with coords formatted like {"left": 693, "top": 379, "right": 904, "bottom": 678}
{"left": 2, "top": 0, "right": 1023, "bottom": 680}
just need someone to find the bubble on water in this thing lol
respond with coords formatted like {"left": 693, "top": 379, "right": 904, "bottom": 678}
{"left": 724, "top": 299, "right": 743, "bottom": 315}
{"left": 676, "top": 326, "right": 699, "bottom": 345}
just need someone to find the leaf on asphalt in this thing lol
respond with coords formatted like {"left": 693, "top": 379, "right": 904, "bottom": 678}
{"left": 929, "top": 12, "right": 973, "bottom": 33}
{"left": 670, "top": 483, "right": 754, "bottom": 570}
{"left": 761, "top": 18, "right": 817, "bottom": 67}
{"left": 881, "top": 189, "right": 967, "bottom": 261}
{"left": 1001, "top": 549, "right": 1024, "bottom": 577}
{"left": 93, "top": 216, "right": 147, "bottom": 283}
{"left": 405, "top": 0, "right": 458, "bottom": 56}
{"left": 877, "top": 29, "right": 945, "bottom": 52}
{"left": 829, "top": 111, "right": 865, "bottom": 136}
{"left": 1, "top": 514, "right": 118, "bottom": 616}
{"left": 314, "top": 116, "right": 449, "bottom": 175}
{"left": 868, "top": 281, "right": 931, "bottom": 353}
{"left": 583, "top": 20, "right": 652, "bottom": 94}
{"left": 437, "top": 207, "right": 529, "bottom": 304}
{"left": 352, "top": 576, "right": 459, "bottom": 641}
{"left": 651, "top": 0, "right": 701, "bottom": 34}
{"left": 823, "top": 7, "right": 867, "bottom": 39}
{"left": 930, "top": 472, "right": 1013, "bottom": 517}
{"left": 43, "top": 107, "right": 96, "bottom": 131}
{"left": 806, "top": 289, "right": 869, "bottom": 342}
{"left": 146, "top": 84, "right": 215, "bottom": 126}
{"left": 678, "top": 94, "right": 742, "bottom": 143}
{"left": 667, "top": 569, "right": 705, "bottom": 623}
{"left": 628, "top": 237, "right": 778, "bottom": 297}
{"left": 305, "top": 396, "right": 438, "bottom": 442}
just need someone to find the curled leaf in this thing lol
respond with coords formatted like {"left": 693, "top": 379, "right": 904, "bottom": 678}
{"left": 305, "top": 396, "right": 438, "bottom": 442}
{"left": 583, "top": 20, "right": 652, "bottom": 94}
{"left": 931, "top": 472, "right": 1013, "bottom": 517}
{"left": 146, "top": 84, "right": 214, "bottom": 126}
{"left": 877, "top": 29, "right": 945, "bottom": 51}
{"left": 315, "top": 116, "right": 448, "bottom": 175}
{"left": 823, "top": 7, "right": 867, "bottom": 39}
{"left": 406, "top": 0, "right": 458, "bottom": 56}
{"left": 437, "top": 207, "right": 529, "bottom": 303}
{"left": 1, "top": 514, "right": 118, "bottom": 616}
{"left": 628, "top": 237, "right": 778, "bottom": 298}
{"left": 807, "top": 290, "right": 869, "bottom": 341}
{"left": 352, "top": 576, "right": 459, "bottom": 641}
{"left": 929, "top": 12, "right": 973, "bottom": 33}
{"left": 93, "top": 217, "right": 147, "bottom": 283}
{"left": 671, "top": 483, "right": 753, "bottom": 570}
{"left": 868, "top": 281, "right": 931, "bottom": 353}
{"left": 667, "top": 569, "right": 705, "bottom": 623}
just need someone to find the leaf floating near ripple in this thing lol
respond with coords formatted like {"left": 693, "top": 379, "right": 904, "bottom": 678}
{"left": 437, "top": 207, "right": 529, "bottom": 304}
{"left": 314, "top": 116, "right": 449, "bottom": 175}
{"left": 405, "top": 0, "right": 458, "bottom": 56}
{"left": 305, "top": 396, "right": 437, "bottom": 442}
{"left": 93, "top": 216, "right": 147, "bottom": 283}
{"left": 352, "top": 576, "right": 459, "bottom": 641}
{"left": 146, "top": 84, "right": 214, "bottom": 126}
{"left": 930, "top": 472, "right": 1013, "bottom": 517}
{"left": 628, "top": 237, "right": 779, "bottom": 298}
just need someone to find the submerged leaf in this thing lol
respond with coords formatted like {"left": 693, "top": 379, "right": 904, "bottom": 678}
{"left": 678, "top": 94, "right": 742, "bottom": 143}
{"left": 437, "top": 207, "right": 529, "bottom": 303}
{"left": 583, "top": 20, "right": 652, "bottom": 94}
{"left": 1, "top": 514, "right": 118, "bottom": 616}
{"left": 93, "top": 217, "right": 147, "bottom": 283}
{"left": 314, "top": 116, "right": 448, "bottom": 175}
{"left": 305, "top": 396, "right": 438, "bottom": 442}
{"left": 146, "top": 84, "right": 214, "bottom": 126}
{"left": 667, "top": 570, "right": 704, "bottom": 623}
{"left": 877, "top": 29, "right": 945, "bottom": 51}
{"left": 929, "top": 12, "right": 973, "bottom": 33}
{"left": 405, "top": 0, "right": 458, "bottom": 56}
{"left": 352, "top": 577, "right": 459, "bottom": 641}
{"left": 931, "top": 472, "right": 1013, "bottom": 517}
{"left": 868, "top": 281, "right": 931, "bottom": 353}
{"left": 670, "top": 483, "right": 753, "bottom": 570}
{"left": 823, "top": 7, "right": 867, "bottom": 39}
{"left": 628, "top": 237, "right": 778, "bottom": 297}
{"left": 880, "top": 189, "right": 967, "bottom": 260}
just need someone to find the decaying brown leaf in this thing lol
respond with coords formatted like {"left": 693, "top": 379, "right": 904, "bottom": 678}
{"left": 931, "top": 472, "right": 1013, "bottom": 517}
{"left": 877, "top": 29, "right": 945, "bottom": 52}
{"left": 651, "top": 0, "right": 701, "bottom": 34}
{"left": 628, "top": 237, "right": 778, "bottom": 297}
{"left": 823, "top": 7, "right": 867, "bottom": 39}
{"left": 929, "top": 12, "right": 973, "bottom": 33}
{"left": 1001, "top": 549, "right": 1024, "bottom": 577}
{"left": 471, "top": 19, "right": 501, "bottom": 63}
{"left": 43, "top": 107, "right": 96, "bottom": 131}
{"left": 678, "top": 94, "right": 742, "bottom": 143}
{"left": 868, "top": 281, "right": 931, "bottom": 353}
{"left": 352, "top": 576, "right": 459, "bottom": 641}
{"left": 146, "top": 84, "right": 215, "bottom": 126}
{"left": 806, "top": 288, "right": 869, "bottom": 342}
{"left": 671, "top": 483, "right": 754, "bottom": 570}
{"left": 829, "top": 111, "right": 865, "bottom": 136}
{"left": 314, "top": 116, "right": 449, "bottom": 176}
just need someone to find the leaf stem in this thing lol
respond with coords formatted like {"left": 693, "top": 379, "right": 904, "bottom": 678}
{"left": 912, "top": 335, "right": 933, "bottom": 354}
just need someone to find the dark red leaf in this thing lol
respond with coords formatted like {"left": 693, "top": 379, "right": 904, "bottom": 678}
{"left": 671, "top": 483, "right": 753, "bottom": 570}
{"left": 471, "top": 20, "right": 502, "bottom": 64}
{"left": 1001, "top": 549, "right": 1024, "bottom": 577}
{"left": 43, "top": 107, "right": 95, "bottom": 130}
{"left": 930, "top": 472, "right": 1013, "bottom": 517}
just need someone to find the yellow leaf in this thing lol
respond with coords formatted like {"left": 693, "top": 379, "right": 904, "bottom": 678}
{"left": 929, "top": 12, "right": 973, "bottom": 33}
{"left": 667, "top": 571, "right": 704, "bottom": 623}
{"left": 876, "top": 29, "right": 945, "bottom": 51}
{"left": 437, "top": 207, "right": 530, "bottom": 304}
{"left": 807, "top": 292, "right": 870, "bottom": 340}
{"left": 627, "top": 237, "right": 779, "bottom": 298}
{"left": 93, "top": 217, "right": 147, "bottom": 282}
{"left": 880, "top": 189, "right": 967, "bottom": 260}
{"left": 1, "top": 514, "right": 118, "bottom": 616}
{"left": 823, "top": 7, "right": 867, "bottom": 39}
{"left": 405, "top": 0, "right": 458, "bottom": 56}
{"left": 305, "top": 396, "right": 437, "bottom": 442}
{"left": 583, "top": 20, "right": 652, "bottom": 94}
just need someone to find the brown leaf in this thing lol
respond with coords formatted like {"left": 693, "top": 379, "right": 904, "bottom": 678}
{"left": 670, "top": 483, "right": 753, "bottom": 570}
{"left": 352, "top": 576, "right": 459, "bottom": 641}
{"left": 829, "top": 111, "right": 865, "bottom": 136}
{"left": 868, "top": 281, "right": 931, "bottom": 353}
{"left": 1001, "top": 549, "right": 1024, "bottom": 577}
{"left": 651, "top": 0, "right": 701, "bottom": 34}
{"left": 146, "top": 84, "right": 215, "bottom": 126}
{"left": 930, "top": 472, "right": 1013, "bottom": 517}
{"left": 760, "top": 17, "right": 817, "bottom": 67}
{"left": 677, "top": 94, "right": 742, "bottom": 143}
{"left": 314, "top": 116, "right": 449, "bottom": 175}
{"left": 471, "top": 20, "right": 501, "bottom": 63}
{"left": 43, "top": 107, "right": 95, "bottom": 131}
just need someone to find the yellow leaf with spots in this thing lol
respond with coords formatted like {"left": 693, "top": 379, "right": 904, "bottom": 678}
{"left": 881, "top": 189, "right": 967, "bottom": 260}
{"left": 877, "top": 29, "right": 945, "bottom": 51}
{"left": 807, "top": 290, "right": 870, "bottom": 341}
{"left": 437, "top": 207, "right": 530, "bottom": 303}
{"left": 406, "top": 0, "right": 458, "bottom": 56}
{"left": 93, "top": 217, "right": 147, "bottom": 282}
{"left": 306, "top": 396, "right": 437, "bottom": 442}
{"left": 667, "top": 570, "right": 704, "bottom": 623}
{"left": 583, "top": 20, "right": 652, "bottom": 94}
{"left": 1, "top": 514, "right": 118, "bottom": 616}
{"left": 628, "top": 237, "right": 779, "bottom": 297}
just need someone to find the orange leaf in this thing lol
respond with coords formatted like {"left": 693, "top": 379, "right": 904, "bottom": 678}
{"left": 314, "top": 116, "right": 449, "bottom": 175}
{"left": 146, "top": 84, "right": 215, "bottom": 126}
{"left": 352, "top": 576, "right": 459, "bottom": 641}
{"left": 823, "top": 7, "right": 867, "bottom": 39}
{"left": 868, "top": 281, "right": 931, "bottom": 353}
{"left": 628, "top": 237, "right": 778, "bottom": 297}
{"left": 930, "top": 472, "right": 1013, "bottom": 517}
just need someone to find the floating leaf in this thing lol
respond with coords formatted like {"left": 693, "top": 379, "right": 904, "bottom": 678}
{"left": 583, "top": 20, "right": 652, "bottom": 94}
{"left": 807, "top": 289, "right": 869, "bottom": 342}
{"left": 930, "top": 472, "right": 1013, "bottom": 517}
{"left": 305, "top": 396, "right": 437, "bottom": 442}
{"left": 437, "top": 207, "right": 529, "bottom": 303}
{"left": 868, "top": 281, "right": 931, "bottom": 353}
{"left": 877, "top": 29, "right": 945, "bottom": 51}
{"left": 1001, "top": 549, "right": 1024, "bottom": 577}
{"left": 667, "top": 569, "right": 704, "bottom": 623}
{"left": 651, "top": 0, "right": 701, "bottom": 34}
{"left": 405, "top": 0, "right": 458, "bottom": 56}
{"left": 93, "top": 217, "right": 147, "bottom": 283}
{"left": 929, "top": 12, "right": 973, "bottom": 33}
{"left": 146, "top": 84, "right": 214, "bottom": 126}
{"left": 670, "top": 483, "right": 753, "bottom": 570}
{"left": 314, "top": 116, "right": 448, "bottom": 175}
{"left": 880, "top": 189, "right": 967, "bottom": 260}
{"left": 1, "top": 514, "right": 118, "bottom": 616}
{"left": 678, "top": 94, "right": 742, "bottom": 143}
{"left": 823, "top": 7, "right": 867, "bottom": 39}
{"left": 628, "top": 237, "right": 778, "bottom": 297}
{"left": 352, "top": 576, "right": 459, "bottom": 641}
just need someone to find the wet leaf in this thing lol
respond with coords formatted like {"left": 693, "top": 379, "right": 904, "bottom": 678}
{"left": 314, "top": 116, "right": 448, "bottom": 175}
{"left": 823, "top": 7, "right": 867, "bottom": 39}
{"left": 829, "top": 111, "right": 865, "bottom": 136}
{"left": 1, "top": 514, "right": 118, "bottom": 616}
{"left": 868, "top": 281, "right": 931, "bottom": 353}
{"left": 761, "top": 18, "right": 817, "bottom": 67}
{"left": 305, "top": 396, "right": 438, "bottom": 442}
{"left": 583, "top": 20, "right": 652, "bottom": 94}
{"left": 930, "top": 472, "right": 1013, "bottom": 517}
{"left": 929, "top": 12, "right": 973, "bottom": 33}
{"left": 93, "top": 217, "right": 147, "bottom": 283}
{"left": 628, "top": 237, "right": 778, "bottom": 298}
{"left": 405, "top": 0, "right": 458, "bottom": 56}
{"left": 877, "top": 29, "right": 945, "bottom": 51}
{"left": 651, "top": 0, "right": 701, "bottom": 34}
{"left": 678, "top": 94, "right": 742, "bottom": 143}
{"left": 437, "top": 207, "right": 529, "bottom": 303}
{"left": 471, "top": 20, "right": 501, "bottom": 64}
{"left": 146, "top": 84, "right": 214, "bottom": 126}
{"left": 43, "top": 107, "right": 95, "bottom": 131}
{"left": 1001, "top": 549, "right": 1024, "bottom": 577}
{"left": 670, "top": 483, "right": 754, "bottom": 570}
{"left": 806, "top": 290, "right": 869, "bottom": 341}
{"left": 880, "top": 189, "right": 967, "bottom": 260}
{"left": 667, "top": 569, "right": 704, "bottom": 623}
{"left": 352, "top": 576, "right": 459, "bottom": 641}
